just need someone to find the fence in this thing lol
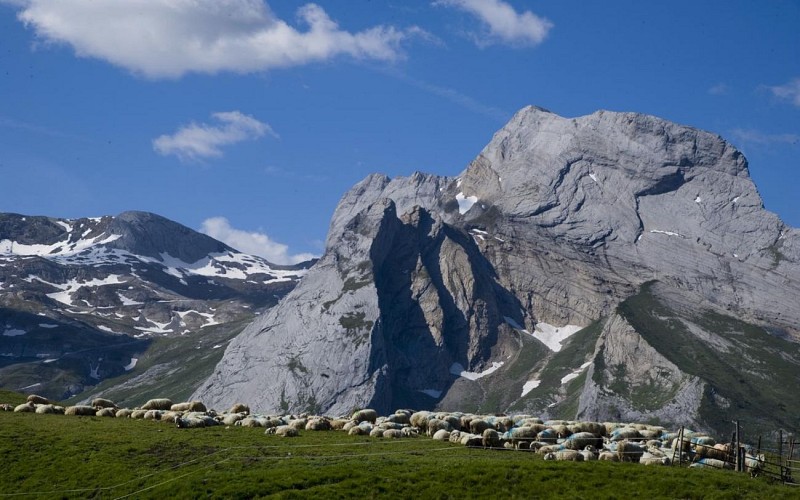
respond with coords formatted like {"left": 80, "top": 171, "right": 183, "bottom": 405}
{"left": 671, "top": 421, "right": 797, "bottom": 485}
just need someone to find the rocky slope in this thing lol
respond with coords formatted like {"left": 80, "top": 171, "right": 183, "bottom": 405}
{"left": 195, "top": 106, "right": 800, "bottom": 437}
{"left": 0, "top": 211, "right": 311, "bottom": 402}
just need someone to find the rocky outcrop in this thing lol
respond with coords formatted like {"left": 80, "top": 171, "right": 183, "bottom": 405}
{"left": 196, "top": 106, "right": 800, "bottom": 436}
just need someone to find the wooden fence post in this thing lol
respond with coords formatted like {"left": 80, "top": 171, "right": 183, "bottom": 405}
{"left": 735, "top": 420, "right": 740, "bottom": 472}
{"left": 678, "top": 426, "right": 684, "bottom": 467}
{"left": 779, "top": 430, "right": 784, "bottom": 480}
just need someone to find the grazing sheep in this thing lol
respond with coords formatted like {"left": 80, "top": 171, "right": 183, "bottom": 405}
{"left": 0, "top": 404, "right": 14, "bottom": 411}
{"left": 410, "top": 411, "right": 432, "bottom": 431}
{"left": 92, "top": 398, "right": 117, "bottom": 409}
{"left": 130, "top": 409, "right": 147, "bottom": 419}
{"left": 228, "top": 403, "right": 250, "bottom": 415}
{"left": 482, "top": 429, "right": 501, "bottom": 448}
{"left": 116, "top": 409, "right": 133, "bottom": 418}
{"left": 177, "top": 415, "right": 208, "bottom": 428}
{"left": 27, "top": 395, "right": 50, "bottom": 405}
{"left": 544, "top": 450, "right": 584, "bottom": 462}
{"left": 449, "top": 430, "right": 462, "bottom": 444}
{"left": 616, "top": 441, "right": 645, "bottom": 463}
{"left": 65, "top": 405, "right": 96, "bottom": 416}
{"left": 289, "top": 418, "right": 308, "bottom": 430}
{"left": 352, "top": 409, "right": 378, "bottom": 424}
{"left": 461, "top": 434, "right": 484, "bottom": 447}
{"left": 580, "top": 446, "right": 598, "bottom": 461}
{"left": 348, "top": 426, "right": 368, "bottom": 436}
{"left": 160, "top": 411, "right": 182, "bottom": 424}
{"left": 693, "top": 443, "right": 730, "bottom": 462}
{"left": 610, "top": 428, "right": 641, "bottom": 442}
{"left": 537, "top": 428, "right": 559, "bottom": 444}
{"left": 96, "top": 408, "right": 116, "bottom": 417}
{"left": 369, "top": 428, "right": 385, "bottom": 438}
{"left": 141, "top": 399, "right": 172, "bottom": 411}
{"left": 14, "top": 402, "right": 36, "bottom": 413}
{"left": 387, "top": 413, "right": 410, "bottom": 425}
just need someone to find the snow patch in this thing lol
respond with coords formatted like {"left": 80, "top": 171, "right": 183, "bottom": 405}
{"left": 118, "top": 293, "right": 143, "bottom": 306}
{"left": 561, "top": 361, "right": 592, "bottom": 385}
{"left": 695, "top": 196, "right": 702, "bottom": 203}
{"left": 3, "top": 327, "right": 26, "bottom": 337}
{"left": 450, "top": 361, "right": 504, "bottom": 381}
{"left": 505, "top": 317, "right": 583, "bottom": 352}
{"left": 589, "top": 172, "right": 599, "bottom": 183}
{"left": 123, "top": 358, "right": 138, "bottom": 371}
{"left": 521, "top": 379, "right": 541, "bottom": 397}
{"left": 649, "top": 230, "right": 684, "bottom": 238}
{"left": 456, "top": 192, "right": 478, "bottom": 215}
{"left": 38, "top": 323, "right": 58, "bottom": 329}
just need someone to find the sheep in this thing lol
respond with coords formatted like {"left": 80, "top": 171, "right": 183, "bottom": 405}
{"left": 563, "top": 432, "right": 603, "bottom": 451}
{"left": 598, "top": 451, "right": 619, "bottom": 462}
{"left": 96, "top": 408, "right": 116, "bottom": 418}
{"left": 537, "top": 428, "right": 559, "bottom": 444}
{"left": 449, "top": 430, "right": 462, "bottom": 444}
{"left": 220, "top": 413, "right": 244, "bottom": 426}
{"left": 239, "top": 416, "right": 268, "bottom": 428}
{"left": 160, "top": 411, "right": 183, "bottom": 424}
{"left": 386, "top": 412, "right": 410, "bottom": 425}
{"left": 27, "top": 395, "right": 50, "bottom": 405}
{"left": 34, "top": 404, "right": 57, "bottom": 414}
{"left": 536, "top": 444, "right": 564, "bottom": 455}
{"left": 330, "top": 418, "right": 350, "bottom": 430}
{"left": 410, "top": 411, "right": 432, "bottom": 430}
{"left": 616, "top": 440, "right": 645, "bottom": 463}
{"left": 130, "top": 409, "right": 147, "bottom": 419}
{"left": 469, "top": 419, "right": 491, "bottom": 435}
{"left": 289, "top": 418, "right": 308, "bottom": 430}
{"left": 348, "top": 425, "right": 368, "bottom": 436}
{"left": 384, "top": 429, "right": 404, "bottom": 439}
{"left": 690, "top": 458, "right": 733, "bottom": 470}
{"left": 141, "top": 398, "right": 173, "bottom": 411}
{"left": 352, "top": 409, "right": 378, "bottom": 424}
{"left": 65, "top": 405, "right": 97, "bottom": 416}
{"left": 693, "top": 443, "right": 730, "bottom": 463}
{"left": 640, "top": 456, "right": 671, "bottom": 466}
{"left": 461, "top": 434, "right": 484, "bottom": 447}
{"left": 143, "top": 410, "right": 162, "bottom": 420}
{"left": 92, "top": 398, "right": 117, "bottom": 409}
{"left": 269, "top": 425, "right": 299, "bottom": 437}
{"left": 610, "top": 427, "right": 641, "bottom": 442}
{"left": 14, "top": 402, "right": 36, "bottom": 413}
{"left": 177, "top": 415, "right": 208, "bottom": 429}
{"left": 580, "top": 445, "right": 598, "bottom": 461}
{"left": 432, "top": 429, "right": 451, "bottom": 441}
{"left": 493, "top": 416, "right": 514, "bottom": 433}
{"left": 745, "top": 453, "right": 765, "bottom": 477}
{"left": 116, "top": 409, "right": 133, "bottom": 418}
{"left": 0, "top": 404, "right": 14, "bottom": 411}
{"left": 369, "top": 428, "right": 385, "bottom": 438}
{"left": 544, "top": 450, "right": 584, "bottom": 461}
{"left": 427, "top": 418, "right": 452, "bottom": 437}
{"left": 305, "top": 418, "right": 331, "bottom": 431}
{"left": 482, "top": 429, "right": 501, "bottom": 448}
{"left": 228, "top": 403, "right": 250, "bottom": 415}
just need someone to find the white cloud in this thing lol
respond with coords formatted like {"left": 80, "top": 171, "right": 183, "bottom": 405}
{"left": 153, "top": 111, "right": 275, "bottom": 162}
{"left": 435, "top": 0, "right": 553, "bottom": 47}
{"left": 766, "top": 78, "right": 800, "bottom": 108}
{"left": 11, "top": 0, "right": 419, "bottom": 78}
{"left": 200, "top": 217, "right": 317, "bottom": 265}
{"left": 731, "top": 128, "right": 800, "bottom": 146}
{"left": 708, "top": 83, "right": 729, "bottom": 96}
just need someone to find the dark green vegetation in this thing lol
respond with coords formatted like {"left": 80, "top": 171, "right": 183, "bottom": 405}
{"left": 1, "top": 412, "right": 796, "bottom": 499}
{"left": 617, "top": 282, "right": 800, "bottom": 438}
{"left": 64, "top": 319, "right": 249, "bottom": 408}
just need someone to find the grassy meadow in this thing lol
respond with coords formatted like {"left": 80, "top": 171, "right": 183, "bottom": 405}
{"left": 1, "top": 405, "right": 797, "bottom": 499}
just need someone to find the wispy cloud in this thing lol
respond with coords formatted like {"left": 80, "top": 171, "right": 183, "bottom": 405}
{"left": 200, "top": 217, "right": 316, "bottom": 265}
{"left": 153, "top": 111, "right": 275, "bottom": 162}
{"left": 434, "top": 0, "right": 553, "bottom": 47}
{"left": 708, "top": 83, "right": 729, "bottom": 96}
{"left": 731, "top": 128, "right": 800, "bottom": 146}
{"left": 765, "top": 77, "right": 800, "bottom": 108}
{"left": 10, "top": 0, "right": 421, "bottom": 78}
{"left": 381, "top": 68, "right": 509, "bottom": 122}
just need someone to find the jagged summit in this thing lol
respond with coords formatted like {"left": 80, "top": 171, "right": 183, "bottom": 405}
{"left": 195, "top": 106, "right": 800, "bottom": 437}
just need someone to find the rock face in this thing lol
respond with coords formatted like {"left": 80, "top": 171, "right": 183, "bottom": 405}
{"left": 0, "top": 211, "right": 311, "bottom": 402}
{"left": 195, "top": 107, "right": 800, "bottom": 436}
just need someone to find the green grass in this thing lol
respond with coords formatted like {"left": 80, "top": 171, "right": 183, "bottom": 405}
{"left": 0, "top": 412, "right": 796, "bottom": 499}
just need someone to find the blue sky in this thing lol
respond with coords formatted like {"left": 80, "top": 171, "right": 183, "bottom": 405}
{"left": 1, "top": 1, "right": 798, "bottom": 264}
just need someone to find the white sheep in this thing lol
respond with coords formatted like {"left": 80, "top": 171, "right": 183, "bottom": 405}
{"left": 352, "top": 409, "right": 378, "bottom": 423}
{"left": 14, "top": 402, "right": 36, "bottom": 413}
{"left": 65, "top": 405, "right": 97, "bottom": 416}
{"left": 543, "top": 450, "right": 584, "bottom": 461}
{"left": 482, "top": 429, "right": 501, "bottom": 448}
{"left": 228, "top": 403, "right": 250, "bottom": 415}
{"left": 26, "top": 395, "right": 50, "bottom": 405}
{"left": 141, "top": 398, "right": 173, "bottom": 411}
{"left": 432, "top": 429, "right": 451, "bottom": 441}
{"left": 745, "top": 453, "right": 765, "bottom": 477}
{"left": 96, "top": 408, "right": 116, "bottom": 417}
{"left": 92, "top": 398, "right": 117, "bottom": 409}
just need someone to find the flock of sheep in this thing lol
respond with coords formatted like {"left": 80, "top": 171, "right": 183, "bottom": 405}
{"left": 3, "top": 394, "right": 766, "bottom": 476}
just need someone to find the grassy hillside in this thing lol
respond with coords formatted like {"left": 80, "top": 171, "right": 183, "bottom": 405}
{"left": 1, "top": 412, "right": 796, "bottom": 499}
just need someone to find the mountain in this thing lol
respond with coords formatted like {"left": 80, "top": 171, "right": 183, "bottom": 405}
{"left": 194, "top": 106, "right": 800, "bottom": 437}
{"left": 0, "top": 211, "right": 312, "bottom": 403}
